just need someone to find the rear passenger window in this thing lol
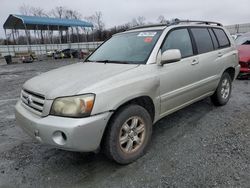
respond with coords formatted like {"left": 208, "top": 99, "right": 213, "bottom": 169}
{"left": 162, "top": 29, "right": 193, "bottom": 58}
{"left": 208, "top": 28, "right": 219, "bottom": 49}
{"left": 191, "top": 28, "right": 214, "bottom": 54}
{"left": 213, "top": 28, "right": 230, "bottom": 48}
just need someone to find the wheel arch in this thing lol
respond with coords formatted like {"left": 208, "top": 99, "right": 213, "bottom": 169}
{"left": 114, "top": 96, "right": 155, "bottom": 122}
{"left": 100, "top": 95, "right": 155, "bottom": 149}
{"left": 224, "top": 67, "right": 235, "bottom": 81}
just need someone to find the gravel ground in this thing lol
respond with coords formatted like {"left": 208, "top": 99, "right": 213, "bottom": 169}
{"left": 0, "top": 60, "right": 249, "bottom": 188}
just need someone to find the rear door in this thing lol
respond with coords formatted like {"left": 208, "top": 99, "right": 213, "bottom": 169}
{"left": 212, "top": 28, "right": 235, "bottom": 74}
{"left": 189, "top": 27, "right": 220, "bottom": 93}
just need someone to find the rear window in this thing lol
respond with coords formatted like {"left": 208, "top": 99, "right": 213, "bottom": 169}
{"left": 213, "top": 28, "right": 230, "bottom": 48}
{"left": 191, "top": 28, "right": 214, "bottom": 54}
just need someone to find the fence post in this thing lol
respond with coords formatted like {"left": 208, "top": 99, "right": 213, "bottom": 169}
{"left": 24, "top": 24, "right": 31, "bottom": 53}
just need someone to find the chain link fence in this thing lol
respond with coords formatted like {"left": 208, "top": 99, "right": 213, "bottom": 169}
{"left": 225, "top": 23, "right": 250, "bottom": 35}
{"left": 0, "top": 42, "right": 102, "bottom": 57}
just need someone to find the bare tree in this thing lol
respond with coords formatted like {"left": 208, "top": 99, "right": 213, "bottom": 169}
{"left": 65, "top": 10, "right": 82, "bottom": 19}
{"left": 131, "top": 16, "right": 146, "bottom": 27}
{"left": 30, "top": 7, "right": 48, "bottom": 17}
{"left": 19, "top": 4, "right": 32, "bottom": 16}
{"left": 19, "top": 5, "right": 48, "bottom": 44}
{"left": 85, "top": 11, "right": 105, "bottom": 41}
{"left": 30, "top": 7, "right": 48, "bottom": 44}
{"left": 50, "top": 6, "right": 82, "bottom": 19}
{"left": 157, "top": 15, "right": 167, "bottom": 24}
{"left": 137, "top": 16, "right": 146, "bottom": 25}
{"left": 70, "top": 11, "right": 82, "bottom": 42}
{"left": 51, "top": 7, "right": 82, "bottom": 43}
{"left": 64, "top": 9, "right": 82, "bottom": 42}
{"left": 85, "top": 11, "right": 105, "bottom": 31}
{"left": 49, "top": 7, "right": 67, "bottom": 43}
{"left": 18, "top": 4, "right": 32, "bottom": 44}
{"left": 50, "top": 6, "right": 66, "bottom": 18}
{"left": 19, "top": 4, "right": 47, "bottom": 17}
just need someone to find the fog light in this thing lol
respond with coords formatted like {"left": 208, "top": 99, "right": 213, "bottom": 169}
{"left": 52, "top": 131, "right": 67, "bottom": 145}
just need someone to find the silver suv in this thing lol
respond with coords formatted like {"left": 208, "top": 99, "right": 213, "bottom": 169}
{"left": 15, "top": 20, "right": 240, "bottom": 164}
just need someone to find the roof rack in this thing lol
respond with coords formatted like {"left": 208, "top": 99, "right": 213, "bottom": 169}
{"left": 126, "top": 24, "right": 168, "bottom": 31}
{"left": 169, "top": 19, "right": 223, "bottom": 26}
{"left": 127, "top": 19, "right": 222, "bottom": 31}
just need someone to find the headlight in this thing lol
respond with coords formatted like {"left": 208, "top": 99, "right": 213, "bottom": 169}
{"left": 50, "top": 94, "right": 95, "bottom": 118}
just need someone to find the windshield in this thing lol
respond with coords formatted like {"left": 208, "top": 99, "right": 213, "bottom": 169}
{"left": 86, "top": 30, "right": 162, "bottom": 64}
{"left": 235, "top": 34, "right": 250, "bottom": 45}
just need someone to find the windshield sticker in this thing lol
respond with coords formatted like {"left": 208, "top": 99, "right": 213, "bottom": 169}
{"left": 144, "top": 37, "right": 153, "bottom": 43}
{"left": 138, "top": 32, "right": 157, "bottom": 37}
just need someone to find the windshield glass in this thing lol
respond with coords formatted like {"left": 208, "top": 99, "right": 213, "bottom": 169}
{"left": 86, "top": 30, "right": 162, "bottom": 64}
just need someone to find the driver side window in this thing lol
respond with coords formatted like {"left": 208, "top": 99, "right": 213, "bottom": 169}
{"left": 162, "top": 28, "right": 193, "bottom": 58}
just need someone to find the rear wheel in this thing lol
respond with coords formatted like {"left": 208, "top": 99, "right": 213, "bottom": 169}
{"left": 103, "top": 105, "right": 152, "bottom": 164}
{"left": 211, "top": 72, "right": 232, "bottom": 106}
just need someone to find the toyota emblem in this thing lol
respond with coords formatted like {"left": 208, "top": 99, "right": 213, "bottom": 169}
{"left": 27, "top": 95, "right": 32, "bottom": 104}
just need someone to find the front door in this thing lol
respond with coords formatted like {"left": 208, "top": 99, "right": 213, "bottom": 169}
{"left": 158, "top": 28, "right": 202, "bottom": 117}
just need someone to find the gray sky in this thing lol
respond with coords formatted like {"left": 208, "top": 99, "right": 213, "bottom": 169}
{"left": 1, "top": 0, "right": 250, "bottom": 37}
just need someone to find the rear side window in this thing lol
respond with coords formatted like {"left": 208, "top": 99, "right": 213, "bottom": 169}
{"left": 162, "top": 28, "right": 193, "bottom": 58}
{"left": 191, "top": 28, "right": 214, "bottom": 54}
{"left": 213, "top": 28, "right": 230, "bottom": 48}
{"left": 208, "top": 28, "right": 219, "bottom": 49}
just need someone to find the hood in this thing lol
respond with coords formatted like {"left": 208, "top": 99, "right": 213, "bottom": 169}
{"left": 237, "top": 45, "right": 250, "bottom": 62}
{"left": 23, "top": 62, "right": 139, "bottom": 99}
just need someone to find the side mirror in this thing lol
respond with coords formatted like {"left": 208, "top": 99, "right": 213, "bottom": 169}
{"left": 160, "top": 49, "right": 181, "bottom": 65}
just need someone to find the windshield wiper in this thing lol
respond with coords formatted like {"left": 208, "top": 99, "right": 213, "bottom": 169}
{"left": 85, "top": 60, "right": 94, "bottom": 62}
{"left": 94, "top": 60, "right": 129, "bottom": 64}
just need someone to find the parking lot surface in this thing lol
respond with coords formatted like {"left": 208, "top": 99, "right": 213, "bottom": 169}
{"left": 0, "top": 60, "right": 249, "bottom": 188}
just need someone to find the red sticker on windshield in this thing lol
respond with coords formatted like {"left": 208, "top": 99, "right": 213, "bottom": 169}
{"left": 144, "top": 37, "right": 153, "bottom": 43}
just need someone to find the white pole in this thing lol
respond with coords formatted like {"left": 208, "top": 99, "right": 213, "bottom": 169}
{"left": 4, "top": 29, "right": 10, "bottom": 55}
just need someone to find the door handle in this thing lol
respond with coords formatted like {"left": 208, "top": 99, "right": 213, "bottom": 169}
{"left": 191, "top": 59, "right": 199, "bottom": 65}
{"left": 218, "top": 52, "right": 223, "bottom": 57}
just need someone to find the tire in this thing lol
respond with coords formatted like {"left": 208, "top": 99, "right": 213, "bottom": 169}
{"left": 211, "top": 72, "right": 232, "bottom": 106}
{"left": 103, "top": 105, "right": 152, "bottom": 164}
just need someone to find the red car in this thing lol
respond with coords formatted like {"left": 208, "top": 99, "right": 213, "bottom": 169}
{"left": 236, "top": 33, "right": 250, "bottom": 78}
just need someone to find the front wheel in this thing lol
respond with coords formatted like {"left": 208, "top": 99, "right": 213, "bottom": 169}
{"left": 103, "top": 105, "right": 152, "bottom": 164}
{"left": 211, "top": 72, "right": 232, "bottom": 106}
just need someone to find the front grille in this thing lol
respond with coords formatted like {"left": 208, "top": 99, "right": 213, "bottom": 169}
{"left": 21, "top": 89, "right": 45, "bottom": 116}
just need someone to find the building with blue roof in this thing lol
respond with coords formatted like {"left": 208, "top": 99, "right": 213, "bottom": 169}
{"left": 4, "top": 14, "right": 93, "bottom": 30}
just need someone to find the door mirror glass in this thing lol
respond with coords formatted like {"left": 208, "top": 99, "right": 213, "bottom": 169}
{"left": 160, "top": 49, "right": 181, "bottom": 65}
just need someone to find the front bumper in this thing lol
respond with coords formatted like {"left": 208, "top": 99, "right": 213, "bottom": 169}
{"left": 240, "top": 67, "right": 250, "bottom": 73}
{"left": 238, "top": 66, "right": 250, "bottom": 78}
{"left": 15, "top": 100, "right": 112, "bottom": 152}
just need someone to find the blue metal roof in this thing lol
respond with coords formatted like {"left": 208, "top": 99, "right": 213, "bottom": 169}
{"left": 3, "top": 14, "right": 93, "bottom": 30}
